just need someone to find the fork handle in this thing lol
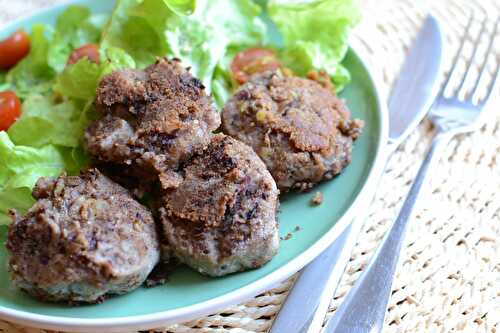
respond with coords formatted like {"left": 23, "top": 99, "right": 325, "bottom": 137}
{"left": 324, "top": 131, "right": 453, "bottom": 333}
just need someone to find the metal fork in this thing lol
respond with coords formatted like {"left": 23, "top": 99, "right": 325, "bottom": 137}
{"left": 325, "top": 15, "right": 500, "bottom": 333}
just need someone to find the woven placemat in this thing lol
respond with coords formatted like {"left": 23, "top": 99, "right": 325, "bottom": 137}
{"left": 1, "top": 0, "right": 499, "bottom": 332}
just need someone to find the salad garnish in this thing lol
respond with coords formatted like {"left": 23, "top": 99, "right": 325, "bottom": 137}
{"left": 0, "top": 0, "right": 360, "bottom": 224}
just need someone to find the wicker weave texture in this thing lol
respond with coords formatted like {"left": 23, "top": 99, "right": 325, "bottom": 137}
{"left": 327, "top": 2, "right": 500, "bottom": 333}
{"left": 0, "top": 0, "right": 499, "bottom": 332}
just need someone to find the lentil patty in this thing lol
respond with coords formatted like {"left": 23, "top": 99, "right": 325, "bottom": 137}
{"left": 6, "top": 169, "right": 160, "bottom": 303}
{"left": 222, "top": 70, "right": 363, "bottom": 192}
{"left": 159, "top": 134, "right": 279, "bottom": 277}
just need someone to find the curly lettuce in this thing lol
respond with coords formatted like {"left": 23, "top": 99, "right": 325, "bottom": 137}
{"left": 0, "top": 5, "right": 110, "bottom": 222}
{"left": 4, "top": 24, "right": 55, "bottom": 98}
{"left": 54, "top": 47, "right": 136, "bottom": 101}
{"left": 7, "top": 95, "right": 84, "bottom": 148}
{"left": 101, "top": 0, "right": 266, "bottom": 100}
{"left": 268, "top": 0, "right": 361, "bottom": 91}
{"left": 0, "top": 132, "right": 81, "bottom": 224}
{"left": 47, "top": 5, "right": 106, "bottom": 73}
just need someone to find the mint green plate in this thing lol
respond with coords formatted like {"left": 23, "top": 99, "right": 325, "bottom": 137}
{"left": 0, "top": 1, "right": 388, "bottom": 331}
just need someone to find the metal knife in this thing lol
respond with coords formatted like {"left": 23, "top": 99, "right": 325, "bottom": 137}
{"left": 269, "top": 15, "right": 444, "bottom": 333}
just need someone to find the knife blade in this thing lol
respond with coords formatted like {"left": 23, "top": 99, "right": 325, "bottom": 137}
{"left": 388, "top": 15, "right": 443, "bottom": 145}
{"left": 269, "top": 15, "right": 444, "bottom": 333}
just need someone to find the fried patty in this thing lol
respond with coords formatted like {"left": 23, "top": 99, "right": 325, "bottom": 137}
{"left": 159, "top": 134, "right": 279, "bottom": 277}
{"left": 6, "top": 169, "right": 160, "bottom": 303}
{"left": 222, "top": 70, "right": 363, "bottom": 192}
{"left": 85, "top": 58, "right": 221, "bottom": 190}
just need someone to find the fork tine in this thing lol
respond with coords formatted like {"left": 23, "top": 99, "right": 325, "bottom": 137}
{"left": 471, "top": 18, "right": 500, "bottom": 103}
{"left": 455, "top": 20, "right": 487, "bottom": 95}
{"left": 438, "top": 14, "right": 474, "bottom": 98}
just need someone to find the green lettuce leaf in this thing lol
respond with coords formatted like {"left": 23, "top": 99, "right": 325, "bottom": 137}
{"left": 54, "top": 59, "right": 102, "bottom": 100}
{"left": 0, "top": 132, "right": 81, "bottom": 224}
{"left": 4, "top": 6, "right": 107, "bottom": 99}
{"left": 101, "top": 46, "right": 137, "bottom": 72}
{"left": 5, "top": 24, "right": 55, "bottom": 98}
{"left": 0, "top": 187, "right": 34, "bottom": 225}
{"left": 102, "top": 0, "right": 266, "bottom": 92}
{"left": 268, "top": 0, "right": 360, "bottom": 91}
{"left": 54, "top": 47, "right": 136, "bottom": 101}
{"left": 47, "top": 5, "right": 106, "bottom": 72}
{"left": 100, "top": 0, "right": 164, "bottom": 67}
{"left": 7, "top": 95, "right": 85, "bottom": 148}
{"left": 210, "top": 46, "right": 246, "bottom": 107}
{"left": 163, "top": 0, "right": 196, "bottom": 15}
{"left": 51, "top": 50, "right": 132, "bottom": 101}
{"left": 0, "top": 71, "right": 7, "bottom": 90}
{"left": 211, "top": 64, "right": 233, "bottom": 108}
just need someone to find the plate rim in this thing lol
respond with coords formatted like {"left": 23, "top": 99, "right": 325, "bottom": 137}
{"left": 0, "top": 3, "right": 390, "bottom": 331}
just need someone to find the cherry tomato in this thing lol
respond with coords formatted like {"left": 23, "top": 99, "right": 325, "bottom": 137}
{"left": 0, "top": 30, "right": 31, "bottom": 70}
{"left": 0, "top": 91, "right": 22, "bottom": 131}
{"left": 230, "top": 48, "right": 281, "bottom": 84}
{"left": 67, "top": 44, "right": 100, "bottom": 65}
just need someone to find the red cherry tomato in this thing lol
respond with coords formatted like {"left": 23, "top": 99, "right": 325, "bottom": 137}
{"left": 67, "top": 44, "right": 100, "bottom": 65}
{"left": 0, "top": 30, "right": 31, "bottom": 70}
{"left": 230, "top": 48, "right": 281, "bottom": 84}
{"left": 0, "top": 91, "right": 22, "bottom": 131}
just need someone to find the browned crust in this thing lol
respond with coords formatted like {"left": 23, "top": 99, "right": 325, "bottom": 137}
{"left": 85, "top": 58, "right": 221, "bottom": 192}
{"left": 6, "top": 169, "right": 160, "bottom": 303}
{"left": 222, "top": 70, "right": 363, "bottom": 192}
